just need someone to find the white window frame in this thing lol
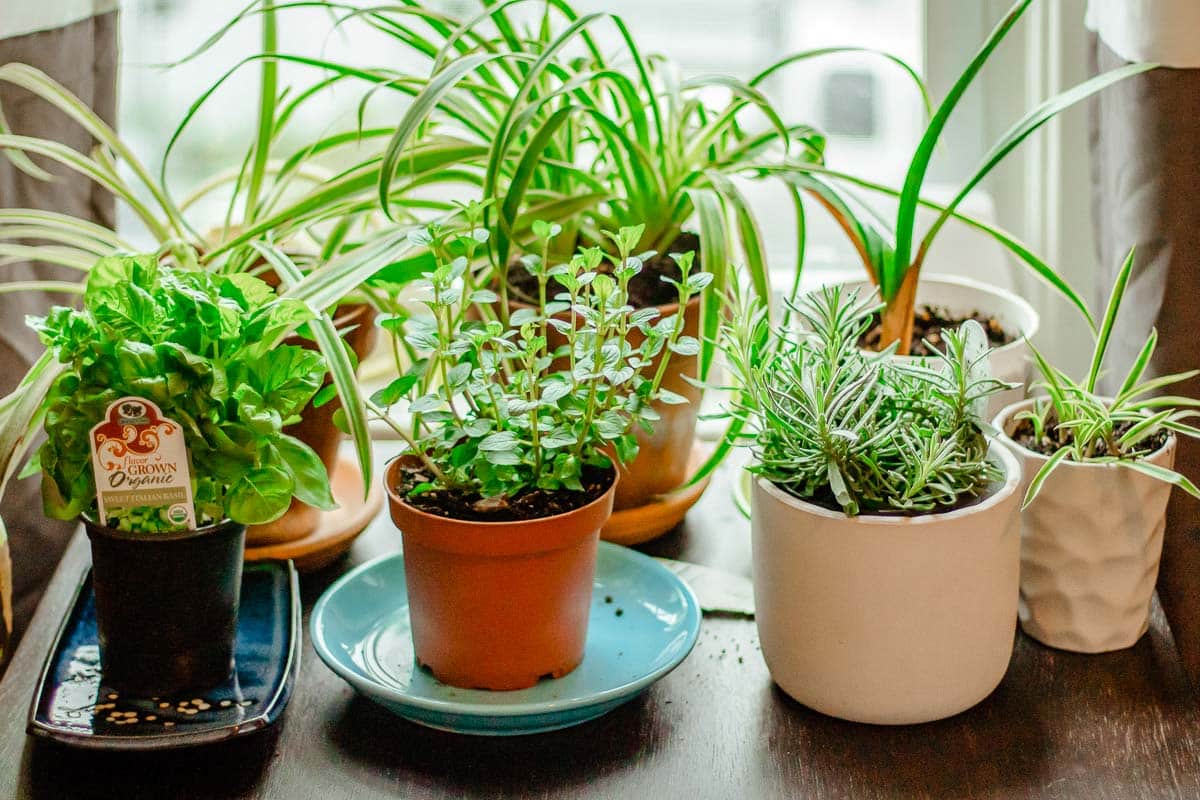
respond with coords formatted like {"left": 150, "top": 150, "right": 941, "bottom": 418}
{"left": 925, "top": 0, "right": 1097, "bottom": 368}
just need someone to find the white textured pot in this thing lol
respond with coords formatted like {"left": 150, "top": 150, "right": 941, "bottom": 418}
{"left": 994, "top": 399, "right": 1177, "bottom": 653}
{"left": 750, "top": 443, "right": 1022, "bottom": 725}
{"left": 828, "top": 275, "right": 1039, "bottom": 418}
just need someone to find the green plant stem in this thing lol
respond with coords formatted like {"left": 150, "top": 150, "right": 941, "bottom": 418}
{"left": 574, "top": 288, "right": 607, "bottom": 459}
{"left": 368, "top": 399, "right": 446, "bottom": 481}
{"left": 649, "top": 283, "right": 690, "bottom": 394}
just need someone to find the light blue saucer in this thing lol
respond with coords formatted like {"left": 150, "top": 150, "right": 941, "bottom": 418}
{"left": 311, "top": 541, "right": 701, "bottom": 736}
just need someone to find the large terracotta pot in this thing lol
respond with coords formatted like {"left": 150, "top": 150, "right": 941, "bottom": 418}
{"left": 611, "top": 295, "right": 701, "bottom": 510}
{"left": 505, "top": 294, "right": 702, "bottom": 512}
{"left": 994, "top": 399, "right": 1177, "bottom": 652}
{"left": 384, "top": 458, "right": 616, "bottom": 691}
{"left": 750, "top": 443, "right": 1022, "bottom": 724}
{"left": 246, "top": 304, "right": 378, "bottom": 545}
{"left": 828, "top": 275, "right": 1040, "bottom": 419}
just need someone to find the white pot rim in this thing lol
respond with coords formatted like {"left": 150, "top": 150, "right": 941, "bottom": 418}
{"left": 823, "top": 273, "right": 1040, "bottom": 356}
{"left": 993, "top": 397, "right": 1178, "bottom": 468}
{"left": 754, "top": 440, "right": 1021, "bottom": 527}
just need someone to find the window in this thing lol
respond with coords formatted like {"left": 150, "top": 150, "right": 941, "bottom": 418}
{"left": 117, "top": 0, "right": 925, "bottom": 283}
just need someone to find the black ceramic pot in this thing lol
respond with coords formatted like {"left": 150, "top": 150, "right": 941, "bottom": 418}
{"left": 83, "top": 518, "right": 246, "bottom": 695}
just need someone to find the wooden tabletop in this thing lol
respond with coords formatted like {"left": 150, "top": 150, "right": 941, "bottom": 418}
{"left": 2, "top": 445, "right": 1199, "bottom": 799}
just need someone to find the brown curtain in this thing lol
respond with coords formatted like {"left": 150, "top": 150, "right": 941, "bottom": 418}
{"left": 0, "top": 10, "right": 119, "bottom": 658}
{"left": 1089, "top": 33, "right": 1200, "bottom": 683}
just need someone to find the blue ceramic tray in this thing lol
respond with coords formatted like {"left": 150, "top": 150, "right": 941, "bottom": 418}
{"left": 312, "top": 541, "right": 702, "bottom": 736}
{"left": 27, "top": 561, "right": 300, "bottom": 750}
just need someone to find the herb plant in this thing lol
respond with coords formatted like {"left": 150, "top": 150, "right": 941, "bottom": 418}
{"left": 30, "top": 254, "right": 335, "bottom": 531}
{"left": 780, "top": 0, "right": 1154, "bottom": 353}
{"left": 0, "top": 7, "right": 439, "bottom": 491}
{"left": 1016, "top": 249, "right": 1200, "bottom": 506}
{"left": 369, "top": 0, "right": 928, "bottom": 376}
{"left": 372, "top": 204, "right": 706, "bottom": 512}
{"left": 724, "top": 285, "right": 1010, "bottom": 516}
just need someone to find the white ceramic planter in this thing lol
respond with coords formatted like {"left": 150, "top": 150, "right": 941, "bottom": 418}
{"left": 750, "top": 443, "right": 1022, "bottom": 725}
{"left": 994, "top": 399, "right": 1177, "bottom": 653}
{"left": 828, "top": 275, "right": 1040, "bottom": 418}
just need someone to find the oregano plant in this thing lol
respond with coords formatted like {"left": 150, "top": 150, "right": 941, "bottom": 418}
{"left": 372, "top": 202, "right": 707, "bottom": 515}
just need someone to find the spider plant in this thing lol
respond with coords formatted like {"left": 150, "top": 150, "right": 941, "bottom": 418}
{"left": 0, "top": 2, "right": 459, "bottom": 491}
{"left": 773, "top": 0, "right": 1155, "bottom": 354}
{"left": 366, "top": 0, "right": 935, "bottom": 380}
{"left": 1015, "top": 249, "right": 1200, "bottom": 507}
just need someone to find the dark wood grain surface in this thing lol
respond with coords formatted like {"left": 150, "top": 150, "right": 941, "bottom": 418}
{"left": 2, "top": 444, "right": 1199, "bottom": 799}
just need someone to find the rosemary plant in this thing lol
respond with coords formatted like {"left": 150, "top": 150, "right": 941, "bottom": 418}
{"left": 372, "top": 203, "right": 705, "bottom": 511}
{"left": 724, "top": 285, "right": 1010, "bottom": 516}
{"left": 1016, "top": 249, "right": 1200, "bottom": 506}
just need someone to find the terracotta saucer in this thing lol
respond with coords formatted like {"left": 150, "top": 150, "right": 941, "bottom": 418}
{"left": 601, "top": 444, "right": 712, "bottom": 546}
{"left": 245, "top": 455, "right": 384, "bottom": 572}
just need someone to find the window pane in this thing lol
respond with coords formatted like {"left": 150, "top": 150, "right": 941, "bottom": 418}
{"left": 118, "top": 0, "right": 926, "bottom": 278}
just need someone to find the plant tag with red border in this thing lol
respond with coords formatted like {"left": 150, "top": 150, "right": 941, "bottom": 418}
{"left": 90, "top": 397, "right": 196, "bottom": 530}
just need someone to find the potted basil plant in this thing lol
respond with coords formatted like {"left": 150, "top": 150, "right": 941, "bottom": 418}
{"left": 725, "top": 285, "right": 1022, "bottom": 724}
{"left": 994, "top": 250, "right": 1200, "bottom": 652}
{"left": 373, "top": 206, "right": 703, "bottom": 691}
{"left": 28, "top": 254, "right": 334, "bottom": 694}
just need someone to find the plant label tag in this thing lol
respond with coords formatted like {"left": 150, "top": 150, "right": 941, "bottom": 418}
{"left": 89, "top": 397, "right": 196, "bottom": 530}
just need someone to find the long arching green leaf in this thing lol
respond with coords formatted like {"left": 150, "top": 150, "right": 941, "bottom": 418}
{"left": 749, "top": 46, "right": 932, "bottom": 118}
{"left": 0, "top": 209, "right": 130, "bottom": 250}
{"left": 379, "top": 52, "right": 527, "bottom": 218}
{"left": 252, "top": 242, "right": 373, "bottom": 500}
{"left": 0, "top": 351, "right": 63, "bottom": 495}
{"left": 0, "top": 63, "right": 186, "bottom": 237}
{"left": 688, "top": 187, "right": 728, "bottom": 381}
{"left": 0, "top": 281, "right": 84, "bottom": 295}
{"left": 243, "top": 0, "right": 278, "bottom": 223}
{"left": 781, "top": 186, "right": 807, "bottom": 328}
{"left": 1115, "top": 327, "right": 1157, "bottom": 402}
{"left": 920, "top": 61, "right": 1156, "bottom": 258}
{"left": 707, "top": 172, "right": 769, "bottom": 305}
{"left": 1087, "top": 247, "right": 1135, "bottom": 393}
{"left": 0, "top": 134, "right": 169, "bottom": 244}
{"left": 891, "top": 0, "right": 1032, "bottom": 299}
{"left": 1119, "top": 460, "right": 1200, "bottom": 500}
{"left": 1022, "top": 446, "right": 1070, "bottom": 508}
{"left": 760, "top": 163, "right": 1096, "bottom": 331}
{"left": 684, "top": 413, "right": 746, "bottom": 489}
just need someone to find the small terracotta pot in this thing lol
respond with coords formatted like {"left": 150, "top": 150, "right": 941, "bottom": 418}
{"left": 84, "top": 518, "right": 246, "bottom": 695}
{"left": 504, "top": 293, "right": 702, "bottom": 512}
{"left": 751, "top": 443, "right": 1022, "bottom": 724}
{"left": 994, "top": 399, "right": 1177, "bottom": 652}
{"left": 384, "top": 458, "right": 616, "bottom": 690}
{"left": 245, "top": 304, "right": 378, "bottom": 545}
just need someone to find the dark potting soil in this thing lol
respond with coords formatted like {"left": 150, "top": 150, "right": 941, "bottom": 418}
{"left": 860, "top": 304, "right": 1014, "bottom": 356}
{"left": 776, "top": 481, "right": 994, "bottom": 517}
{"left": 393, "top": 463, "right": 615, "bottom": 522}
{"left": 1010, "top": 417, "right": 1169, "bottom": 459}
{"left": 506, "top": 232, "right": 701, "bottom": 310}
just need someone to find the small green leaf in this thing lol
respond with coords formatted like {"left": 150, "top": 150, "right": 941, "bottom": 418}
{"left": 480, "top": 431, "right": 519, "bottom": 451}
{"left": 276, "top": 434, "right": 336, "bottom": 511}
{"left": 228, "top": 466, "right": 294, "bottom": 525}
{"left": 658, "top": 389, "right": 689, "bottom": 405}
{"left": 669, "top": 337, "right": 701, "bottom": 356}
